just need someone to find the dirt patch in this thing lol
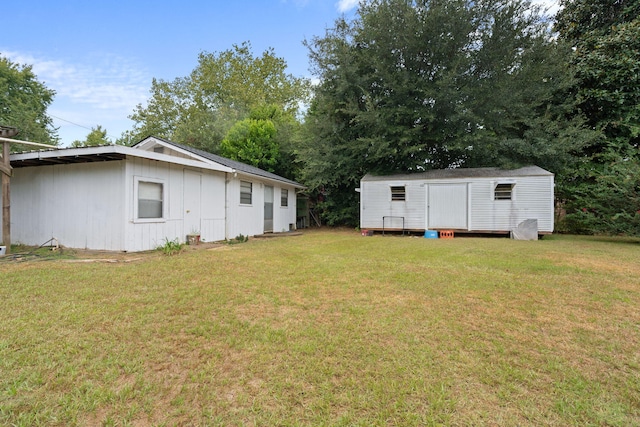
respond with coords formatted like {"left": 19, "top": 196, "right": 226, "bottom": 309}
{"left": 1, "top": 241, "right": 226, "bottom": 264}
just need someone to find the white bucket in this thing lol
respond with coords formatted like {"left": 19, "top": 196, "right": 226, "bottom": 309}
{"left": 0, "top": 246, "right": 6, "bottom": 256}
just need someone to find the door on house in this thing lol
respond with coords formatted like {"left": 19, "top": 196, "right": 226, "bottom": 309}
{"left": 427, "top": 184, "right": 468, "bottom": 229}
{"left": 183, "top": 170, "right": 202, "bottom": 239}
{"left": 264, "top": 185, "right": 274, "bottom": 233}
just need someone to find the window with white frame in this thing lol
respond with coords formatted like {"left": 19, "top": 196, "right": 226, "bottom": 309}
{"left": 391, "top": 186, "right": 406, "bottom": 201}
{"left": 494, "top": 183, "right": 515, "bottom": 200}
{"left": 137, "top": 180, "right": 164, "bottom": 219}
{"left": 281, "top": 189, "right": 289, "bottom": 207}
{"left": 240, "top": 180, "right": 252, "bottom": 204}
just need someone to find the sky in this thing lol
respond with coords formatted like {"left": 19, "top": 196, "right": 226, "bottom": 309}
{"left": 2, "top": 0, "right": 559, "bottom": 146}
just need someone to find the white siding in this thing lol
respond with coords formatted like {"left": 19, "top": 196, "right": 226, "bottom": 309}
{"left": 200, "top": 172, "right": 226, "bottom": 242}
{"left": 469, "top": 175, "right": 554, "bottom": 232}
{"left": 7, "top": 162, "right": 126, "bottom": 250}
{"left": 4, "top": 145, "right": 300, "bottom": 252}
{"left": 275, "top": 185, "right": 297, "bottom": 233}
{"left": 226, "top": 175, "right": 297, "bottom": 238}
{"left": 123, "top": 157, "right": 227, "bottom": 252}
{"left": 427, "top": 184, "right": 468, "bottom": 229}
{"left": 360, "top": 173, "right": 554, "bottom": 233}
{"left": 360, "top": 180, "right": 425, "bottom": 230}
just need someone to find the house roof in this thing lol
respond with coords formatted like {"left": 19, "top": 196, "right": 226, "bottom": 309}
{"left": 135, "top": 136, "right": 304, "bottom": 188}
{"left": 361, "top": 166, "right": 553, "bottom": 182}
{"left": 9, "top": 144, "right": 233, "bottom": 173}
{"left": 9, "top": 137, "right": 305, "bottom": 189}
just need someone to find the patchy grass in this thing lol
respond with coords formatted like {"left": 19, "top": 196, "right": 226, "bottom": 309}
{"left": 1, "top": 230, "right": 639, "bottom": 426}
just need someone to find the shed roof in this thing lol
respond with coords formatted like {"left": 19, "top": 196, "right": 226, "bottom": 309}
{"left": 362, "top": 166, "right": 553, "bottom": 182}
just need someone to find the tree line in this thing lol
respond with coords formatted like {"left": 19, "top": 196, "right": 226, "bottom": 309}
{"left": 1, "top": 0, "right": 638, "bottom": 236}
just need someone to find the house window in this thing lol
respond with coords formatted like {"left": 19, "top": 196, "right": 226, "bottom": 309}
{"left": 138, "top": 181, "right": 163, "bottom": 219}
{"left": 281, "top": 189, "right": 289, "bottom": 207}
{"left": 494, "top": 183, "right": 515, "bottom": 200}
{"left": 391, "top": 186, "right": 406, "bottom": 201}
{"left": 240, "top": 181, "right": 252, "bottom": 204}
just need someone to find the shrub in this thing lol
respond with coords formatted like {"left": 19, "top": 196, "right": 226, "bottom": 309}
{"left": 157, "top": 238, "right": 185, "bottom": 256}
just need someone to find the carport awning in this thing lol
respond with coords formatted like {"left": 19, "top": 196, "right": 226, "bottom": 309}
{"left": 11, "top": 152, "right": 126, "bottom": 168}
{"left": 9, "top": 144, "right": 234, "bottom": 173}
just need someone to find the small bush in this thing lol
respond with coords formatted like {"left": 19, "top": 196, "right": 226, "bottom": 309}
{"left": 226, "top": 234, "right": 249, "bottom": 245}
{"left": 157, "top": 238, "right": 185, "bottom": 256}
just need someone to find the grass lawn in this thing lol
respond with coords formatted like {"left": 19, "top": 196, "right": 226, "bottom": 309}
{"left": 1, "top": 230, "right": 639, "bottom": 426}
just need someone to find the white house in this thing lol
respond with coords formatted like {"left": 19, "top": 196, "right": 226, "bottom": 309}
{"left": 0, "top": 136, "right": 304, "bottom": 252}
{"left": 359, "top": 166, "right": 554, "bottom": 234}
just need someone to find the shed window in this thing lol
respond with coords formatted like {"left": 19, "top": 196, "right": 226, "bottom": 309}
{"left": 138, "top": 181, "right": 163, "bottom": 219}
{"left": 281, "top": 189, "right": 289, "bottom": 207}
{"left": 391, "top": 186, "right": 406, "bottom": 201}
{"left": 240, "top": 181, "right": 252, "bottom": 204}
{"left": 494, "top": 183, "right": 515, "bottom": 200}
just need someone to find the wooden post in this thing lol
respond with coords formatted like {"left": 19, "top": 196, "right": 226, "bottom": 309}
{"left": 1, "top": 140, "right": 10, "bottom": 254}
{"left": 0, "top": 129, "right": 52, "bottom": 255}
{"left": 0, "top": 126, "right": 19, "bottom": 255}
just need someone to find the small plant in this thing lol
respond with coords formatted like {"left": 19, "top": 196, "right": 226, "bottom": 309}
{"left": 157, "top": 238, "right": 185, "bottom": 255}
{"left": 226, "top": 234, "right": 249, "bottom": 245}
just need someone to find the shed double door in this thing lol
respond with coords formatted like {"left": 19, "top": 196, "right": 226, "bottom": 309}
{"left": 427, "top": 184, "right": 468, "bottom": 229}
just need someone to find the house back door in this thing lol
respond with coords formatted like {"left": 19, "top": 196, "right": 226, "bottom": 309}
{"left": 427, "top": 184, "right": 468, "bottom": 229}
{"left": 184, "top": 170, "right": 202, "bottom": 238}
{"left": 264, "top": 185, "right": 274, "bottom": 233}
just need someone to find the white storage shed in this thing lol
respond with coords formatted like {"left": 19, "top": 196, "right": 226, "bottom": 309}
{"left": 1, "top": 136, "right": 303, "bottom": 252}
{"left": 359, "top": 166, "right": 554, "bottom": 234}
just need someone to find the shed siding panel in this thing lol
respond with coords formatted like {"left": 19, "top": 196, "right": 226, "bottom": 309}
{"left": 469, "top": 176, "right": 554, "bottom": 232}
{"left": 360, "top": 172, "right": 554, "bottom": 233}
{"left": 360, "top": 181, "right": 425, "bottom": 230}
{"left": 427, "top": 184, "right": 468, "bottom": 229}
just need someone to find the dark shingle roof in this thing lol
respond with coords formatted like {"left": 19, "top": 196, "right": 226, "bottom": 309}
{"left": 141, "top": 136, "right": 303, "bottom": 188}
{"left": 362, "top": 166, "right": 552, "bottom": 182}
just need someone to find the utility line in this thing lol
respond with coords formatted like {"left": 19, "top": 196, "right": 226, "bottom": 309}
{"left": 49, "top": 114, "right": 121, "bottom": 141}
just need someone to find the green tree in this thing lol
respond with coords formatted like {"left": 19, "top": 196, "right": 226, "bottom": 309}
{"left": 250, "top": 104, "right": 302, "bottom": 178}
{"left": 220, "top": 118, "right": 279, "bottom": 172}
{"left": 126, "top": 42, "right": 310, "bottom": 153}
{"left": 556, "top": 0, "right": 640, "bottom": 236}
{"left": 568, "top": 147, "right": 640, "bottom": 236}
{"left": 556, "top": 1, "right": 640, "bottom": 150}
{"left": 555, "top": 0, "right": 640, "bottom": 42}
{"left": 301, "top": 0, "right": 583, "bottom": 225}
{"left": 71, "top": 125, "right": 112, "bottom": 147}
{"left": 0, "top": 56, "right": 58, "bottom": 149}
{"left": 219, "top": 104, "right": 302, "bottom": 178}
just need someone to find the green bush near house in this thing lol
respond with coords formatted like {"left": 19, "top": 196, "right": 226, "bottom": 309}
{"left": 157, "top": 237, "right": 185, "bottom": 255}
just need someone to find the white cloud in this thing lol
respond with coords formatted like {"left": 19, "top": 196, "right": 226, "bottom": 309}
{"left": 336, "top": 0, "right": 360, "bottom": 13}
{"left": 4, "top": 51, "right": 149, "bottom": 111}
{"left": 2, "top": 50, "right": 151, "bottom": 143}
